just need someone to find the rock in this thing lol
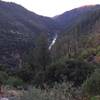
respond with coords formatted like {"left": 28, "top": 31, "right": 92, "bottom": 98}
{"left": 0, "top": 98, "right": 9, "bottom": 100}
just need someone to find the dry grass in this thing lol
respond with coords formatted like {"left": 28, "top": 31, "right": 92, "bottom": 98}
{"left": 19, "top": 82, "right": 84, "bottom": 100}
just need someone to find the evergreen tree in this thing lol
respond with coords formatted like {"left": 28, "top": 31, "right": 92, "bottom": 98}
{"left": 34, "top": 33, "right": 50, "bottom": 71}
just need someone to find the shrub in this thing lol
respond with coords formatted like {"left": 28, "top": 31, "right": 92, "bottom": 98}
{"left": 91, "top": 96, "right": 100, "bottom": 100}
{"left": 45, "top": 59, "right": 95, "bottom": 86}
{"left": 78, "top": 48, "right": 96, "bottom": 60}
{"left": 32, "top": 71, "right": 45, "bottom": 87}
{"left": 83, "top": 69, "right": 100, "bottom": 96}
{"left": 6, "top": 77, "right": 24, "bottom": 87}
{"left": 20, "top": 82, "right": 82, "bottom": 100}
{"left": 0, "top": 71, "right": 9, "bottom": 84}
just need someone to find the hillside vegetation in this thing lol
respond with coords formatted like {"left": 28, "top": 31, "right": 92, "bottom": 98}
{"left": 0, "top": 1, "right": 100, "bottom": 100}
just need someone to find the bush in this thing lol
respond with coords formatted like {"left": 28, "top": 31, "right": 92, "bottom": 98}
{"left": 16, "top": 64, "right": 34, "bottom": 83}
{"left": 91, "top": 96, "right": 100, "bottom": 100}
{"left": 6, "top": 77, "right": 24, "bottom": 87}
{"left": 83, "top": 69, "right": 100, "bottom": 96}
{"left": 32, "top": 71, "right": 45, "bottom": 87}
{"left": 0, "top": 71, "right": 9, "bottom": 84}
{"left": 45, "top": 59, "right": 95, "bottom": 86}
{"left": 78, "top": 48, "right": 96, "bottom": 60}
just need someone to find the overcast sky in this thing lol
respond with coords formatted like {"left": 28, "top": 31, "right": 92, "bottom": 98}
{"left": 3, "top": 0, "right": 100, "bottom": 17}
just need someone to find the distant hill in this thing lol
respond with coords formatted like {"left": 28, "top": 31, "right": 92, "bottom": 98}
{"left": 52, "top": 5, "right": 100, "bottom": 60}
{"left": 54, "top": 5, "right": 100, "bottom": 32}
{"left": 0, "top": 1, "right": 60, "bottom": 67}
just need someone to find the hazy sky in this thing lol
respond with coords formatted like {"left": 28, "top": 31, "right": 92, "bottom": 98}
{"left": 3, "top": 0, "right": 100, "bottom": 17}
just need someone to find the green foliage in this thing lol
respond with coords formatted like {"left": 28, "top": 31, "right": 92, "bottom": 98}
{"left": 18, "top": 33, "right": 51, "bottom": 84}
{"left": 6, "top": 77, "right": 24, "bottom": 87}
{"left": 45, "top": 59, "right": 95, "bottom": 86}
{"left": 0, "top": 71, "right": 8, "bottom": 84}
{"left": 96, "top": 46, "right": 100, "bottom": 56}
{"left": 0, "top": 2, "right": 100, "bottom": 97}
{"left": 34, "top": 33, "right": 51, "bottom": 71}
{"left": 32, "top": 71, "right": 45, "bottom": 87}
{"left": 16, "top": 64, "right": 34, "bottom": 83}
{"left": 79, "top": 48, "right": 96, "bottom": 60}
{"left": 91, "top": 96, "right": 100, "bottom": 100}
{"left": 83, "top": 69, "right": 100, "bottom": 96}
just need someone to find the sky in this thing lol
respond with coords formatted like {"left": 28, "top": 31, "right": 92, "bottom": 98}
{"left": 3, "top": 0, "right": 100, "bottom": 17}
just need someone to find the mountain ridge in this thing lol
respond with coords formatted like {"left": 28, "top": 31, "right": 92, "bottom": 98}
{"left": 0, "top": 0, "right": 100, "bottom": 67}
{"left": 52, "top": 4, "right": 100, "bottom": 60}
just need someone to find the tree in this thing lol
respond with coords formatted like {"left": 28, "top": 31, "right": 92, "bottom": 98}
{"left": 34, "top": 33, "right": 51, "bottom": 71}
{"left": 17, "top": 33, "right": 51, "bottom": 84}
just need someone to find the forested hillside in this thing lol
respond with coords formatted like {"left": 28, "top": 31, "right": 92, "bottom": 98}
{"left": 0, "top": 1, "right": 100, "bottom": 100}
{"left": 52, "top": 5, "right": 100, "bottom": 61}
{"left": 0, "top": 1, "right": 60, "bottom": 67}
